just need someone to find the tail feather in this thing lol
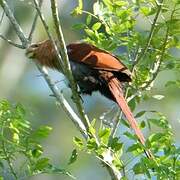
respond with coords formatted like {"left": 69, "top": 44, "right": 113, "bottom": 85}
{"left": 105, "top": 73, "right": 152, "bottom": 158}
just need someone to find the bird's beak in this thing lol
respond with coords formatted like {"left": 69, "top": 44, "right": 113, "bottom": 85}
{"left": 25, "top": 43, "right": 40, "bottom": 59}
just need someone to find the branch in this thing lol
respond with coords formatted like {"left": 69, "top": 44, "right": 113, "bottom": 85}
{"left": 127, "top": 4, "right": 176, "bottom": 103}
{"left": 1, "top": 0, "right": 88, "bottom": 139}
{"left": 0, "top": 9, "right": 4, "bottom": 25}
{"left": 1, "top": 1, "right": 123, "bottom": 179}
{"left": 50, "top": 1, "right": 123, "bottom": 179}
{"left": 32, "top": 0, "right": 64, "bottom": 69}
{"left": 36, "top": 65, "right": 88, "bottom": 138}
{"left": 0, "top": 34, "right": 25, "bottom": 48}
{"left": 28, "top": 0, "right": 43, "bottom": 42}
{"left": 131, "top": 0, "right": 164, "bottom": 72}
{"left": 0, "top": 0, "right": 28, "bottom": 47}
{"left": 50, "top": 0, "right": 91, "bottom": 130}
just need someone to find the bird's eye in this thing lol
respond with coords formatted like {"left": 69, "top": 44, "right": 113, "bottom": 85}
{"left": 31, "top": 44, "right": 39, "bottom": 48}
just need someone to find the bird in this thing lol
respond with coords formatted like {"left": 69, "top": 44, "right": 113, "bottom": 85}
{"left": 26, "top": 40, "right": 152, "bottom": 158}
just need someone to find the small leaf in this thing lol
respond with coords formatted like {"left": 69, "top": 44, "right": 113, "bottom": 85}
{"left": 124, "top": 132, "right": 137, "bottom": 141}
{"left": 133, "top": 162, "right": 145, "bottom": 174}
{"left": 72, "top": 23, "right": 86, "bottom": 30}
{"left": 135, "top": 111, "right": 146, "bottom": 118}
{"left": 13, "top": 133, "right": 19, "bottom": 143}
{"left": 140, "top": 7, "right": 152, "bottom": 16}
{"left": 32, "top": 147, "right": 43, "bottom": 158}
{"left": 140, "top": 121, "right": 146, "bottom": 129}
{"left": 35, "top": 158, "right": 49, "bottom": 170}
{"left": 85, "top": 28, "right": 95, "bottom": 37}
{"left": 98, "top": 128, "right": 110, "bottom": 144}
{"left": 126, "top": 143, "right": 142, "bottom": 153}
{"left": 121, "top": 119, "right": 130, "bottom": 128}
{"left": 68, "top": 149, "right": 78, "bottom": 165}
{"left": 33, "top": 126, "right": 52, "bottom": 138}
{"left": 71, "top": 0, "right": 83, "bottom": 16}
{"left": 114, "top": 1, "right": 128, "bottom": 6}
{"left": 87, "top": 138, "right": 98, "bottom": 151}
{"left": 110, "top": 137, "right": 123, "bottom": 152}
{"left": 86, "top": 15, "right": 92, "bottom": 25}
{"left": 92, "top": 22, "right": 102, "bottom": 31}
{"left": 73, "top": 137, "right": 83, "bottom": 149}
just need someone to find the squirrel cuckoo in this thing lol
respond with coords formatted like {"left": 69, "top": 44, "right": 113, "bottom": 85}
{"left": 26, "top": 40, "right": 152, "bottom": 158}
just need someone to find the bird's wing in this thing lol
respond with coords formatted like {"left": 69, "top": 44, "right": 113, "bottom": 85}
{"left": 67, "top": 43, "right": 131, "bottom": 76}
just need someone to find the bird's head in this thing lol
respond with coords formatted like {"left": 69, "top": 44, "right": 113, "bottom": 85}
{"left": 25, "top": 40, "right": 59, "bottom": 69}
{"left": 26, "top": 43, "right": 40, "bottom": 59}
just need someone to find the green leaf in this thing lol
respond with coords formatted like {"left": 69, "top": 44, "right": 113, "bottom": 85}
{"left": 85, "top": 28, "right": 95, "bottom": 37}
{"left": 140, "top": 7, "right": 152, "bottom": 16}
{"left": 92, "top": 22, "right": 102, "bottom": 31}
{"left": 86, "top": 15, "right": 92, "bottom": 25}
{"left": 128, "top": 98, "right": 136, "bottom": 111}
{"left": 73, "top": 137, "right": 84, "bottom": 149}
{"left": 32, "top": 146, "right": 43, "bottom": 158}
{"left": 140, "top": 121, "right": 146, "bottom": 129}
{"left": 109, "top": 137, "right": 123, "bottom": 152}
{"left": 121, "top": 118, "right": 130, "bottom": 128}
{"left": 87, "top": 138, "right": 98, "bottom": 151}
{"left": 133, "top": 162, "right": 145, "bottom": 174}
{"left": 126, "top": 143, "right": 142, "bottom": 153}
{"left": 123, "top": 132, "right": 137, "bottom": 141}
{"left": 33, "top": 126, "right": 52, "bottom": 139}
{"left": 98, "top": 128, "right": 110, "bottom": 144}
{"left": 114, "top": 1, "right": 128, "bottom": 7}
{"left": 135, "top": 111, "right": 146, "bottom": 118}
{"left": 16, "top": 103, "right": 26, "bottom": 116}
{"left": 149, "top": 133, "right": 165, "bottom": 143}
{"left": 72, "top": 23, "right": 86, "bottom": 30}
{"left": 71, "top": 0, "right": 83, "bottom": 16}
{"left": 35, "top": 158, "right": 49, "bottom": 170}
{"left": 68, "top": 149, "right": 78, "bottom": 165}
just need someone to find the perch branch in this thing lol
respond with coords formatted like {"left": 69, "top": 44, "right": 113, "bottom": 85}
{"left": 50, "top": 0, "right": 91, "bottom": 130}
{"left": 0, "top": 0, "right": 88, "bottom": 139}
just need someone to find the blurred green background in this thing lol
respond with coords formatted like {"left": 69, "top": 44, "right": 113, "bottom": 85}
{"left": 0, "top": 0, "right": 179, "bottom": 180}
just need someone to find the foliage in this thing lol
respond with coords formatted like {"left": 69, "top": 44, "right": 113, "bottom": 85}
{"left": 71, "top": 0, "right": 180, "bottom": 179}
{"left": 0, "top": 0, "right": 180, "bottom": 179}
{"left": 0, "top": 100, "right": 73, "bottom": 179}
{"left": 72, "top": 112, "right": 180, "bottom": 179}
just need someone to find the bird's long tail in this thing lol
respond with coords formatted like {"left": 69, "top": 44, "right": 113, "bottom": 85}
{"left": 103, "top": 72, "right": 153, "bottom": 158}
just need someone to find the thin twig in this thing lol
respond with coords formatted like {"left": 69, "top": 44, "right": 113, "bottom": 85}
{"left": 50, "top": 1, "right": 123, "bottom": 179}
{"left": 1, "top": 0, "right": 88, "bottom": 140}
{"left": 0, "top": 34, "right": 25, "bottom": 48}
{"left": 141, "top": 5, "right": 175, "bottom": 90}
{"left": 0, "top": 9, "right": 4, "bottom": 25}
{"left": 127, "top": 6, "right": 174, "bottom": 103}
{"left": 50, "top": 0, "right": 91, "bottom": 131}
{"left": 28, "top": 0, "right": 43, "bottom": 42}
{"left": 0, "top": 0, "right": 28, "bottom": 47}
{"left": 33, "top": 0, "right": 64, "bottom": 70}
{"left": 81, "top": 10, "right": 110, "bottom": 29}
{"left": 36, "top": 65, "right": 88, "bottom": 138}
{"left": 131, "top": 0, "right": 164, "bottom": 72}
